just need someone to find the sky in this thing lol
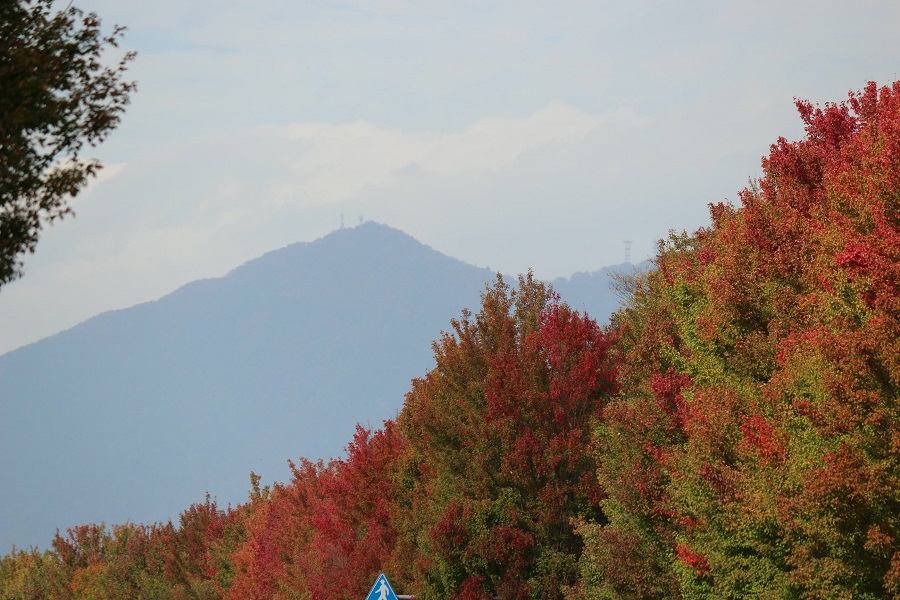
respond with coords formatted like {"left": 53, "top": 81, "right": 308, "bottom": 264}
{"left": 1, "top": 0, "right": 898, "bottom": 355}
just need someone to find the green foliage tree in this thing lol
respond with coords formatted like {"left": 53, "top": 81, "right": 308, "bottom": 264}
{"left": 0, "top": 0, "right": 135, "bottom": 286}
{"left": 0, "top": 547, "right": 68, "bottom": 599}
{"left": 579, "top": 82, "right": 900, "bottom": 599}
{"left": 0, "top": 496, "right": 248, "bottom": 599}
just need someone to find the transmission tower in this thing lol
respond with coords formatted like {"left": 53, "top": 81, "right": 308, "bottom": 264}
{"left": 624, "top": 240, "right": 632, "bottom": 264}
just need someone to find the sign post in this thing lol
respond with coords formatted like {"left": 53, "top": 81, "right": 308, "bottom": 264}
{"left": 365, "top": 574, "right": 400, "bottom": 600}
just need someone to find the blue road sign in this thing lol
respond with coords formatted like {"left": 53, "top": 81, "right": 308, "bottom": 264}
{"left": 365, "top": 573, "right": 399, "bottom": 600}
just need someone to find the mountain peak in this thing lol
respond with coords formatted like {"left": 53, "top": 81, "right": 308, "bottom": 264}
{"left": 225, "top": 221, "right": 461, "bottom": 282}
{"left": 0, "top": 223, "right": 631, "bottom": 553}
{"left": 0, "top": 223, "right": 493, "bottom": 552}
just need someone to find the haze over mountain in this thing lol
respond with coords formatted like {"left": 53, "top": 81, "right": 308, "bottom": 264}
{"left": 0, "top": 222, "right": 633, "bottom": 552}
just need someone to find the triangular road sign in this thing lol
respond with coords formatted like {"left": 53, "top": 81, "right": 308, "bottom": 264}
{"left": 365, "top": 573, "right": 399, "bottom": 600}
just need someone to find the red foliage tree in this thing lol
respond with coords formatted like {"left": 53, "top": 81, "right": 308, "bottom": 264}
{"left": 229, "top": 422, "right": 409, "bottom": 600}
{"left": 397, "top": 273, "right": 617, "bottom": 599}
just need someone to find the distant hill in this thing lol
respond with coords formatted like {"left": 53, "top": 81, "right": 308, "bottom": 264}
{"left": 551, "top": 263, "right": 642, "bottom": 322}
{"left": 0, "top": 222, "right": 637, "bottom": 551}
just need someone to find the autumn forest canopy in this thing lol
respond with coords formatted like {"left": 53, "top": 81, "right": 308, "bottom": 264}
{"left": 0, "top": 80, "right": 896, "bottom": 600}
{"left": 1, "top": 11, "right": 899, "bottom": 596}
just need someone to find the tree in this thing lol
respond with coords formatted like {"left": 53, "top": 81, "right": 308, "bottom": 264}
{"left": 229, "top": 424, "right": 410, "bottom": 600}
{"left": 580, "top": 82, "right": 900, "bottom": 598}
{"left": 0, "top": 0, "right": 135, "bottom": 286}
{"left": 398, "top": 273, "right": 617, "bottom": 599}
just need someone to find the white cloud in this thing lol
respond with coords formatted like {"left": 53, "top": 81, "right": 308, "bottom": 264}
{"left": 271, "top": 102, "right": 643, "bottom": 207}
{"left": 86, "top": 162, "right": 127, "bottom": 190}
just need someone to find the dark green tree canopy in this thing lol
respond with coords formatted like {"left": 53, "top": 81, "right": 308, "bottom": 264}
{"left": 0, "top": 0, "right": 135, "bottom": 286}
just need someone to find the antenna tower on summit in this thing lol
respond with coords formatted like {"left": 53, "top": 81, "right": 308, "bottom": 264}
{"left": 624, "top": 240, "right": 632, "bottom": 264}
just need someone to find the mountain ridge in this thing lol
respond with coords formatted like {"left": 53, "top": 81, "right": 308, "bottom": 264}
{"left": 0, "top": 222, "right": 632, "bottom": 552}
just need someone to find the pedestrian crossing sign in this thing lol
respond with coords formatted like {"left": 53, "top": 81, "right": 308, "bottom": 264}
{"left": 365, "top": 573, "right": 399, "bottom": 600}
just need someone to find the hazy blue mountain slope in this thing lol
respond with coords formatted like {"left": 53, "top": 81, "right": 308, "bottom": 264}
{"left": 551, "top": 262, "right": 648, "bottom": 323}
{"left": 0, "top": 223, "right": 634, "bottom": 552}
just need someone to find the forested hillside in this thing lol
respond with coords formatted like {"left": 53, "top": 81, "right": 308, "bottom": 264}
{"left": 2, "top": 82, "right": 898, "bottom": 599}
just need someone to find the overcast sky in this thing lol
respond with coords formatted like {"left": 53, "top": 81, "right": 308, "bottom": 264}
{"left": 1, "top": 0, "right": 898, "bottom": 354}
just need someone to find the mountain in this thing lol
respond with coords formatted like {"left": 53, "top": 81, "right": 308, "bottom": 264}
{"left": 0, "top": 222, "right": 632, "bottom": 552}
{"left": 551, "top": 263, "right": 639, "bottom": 322}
